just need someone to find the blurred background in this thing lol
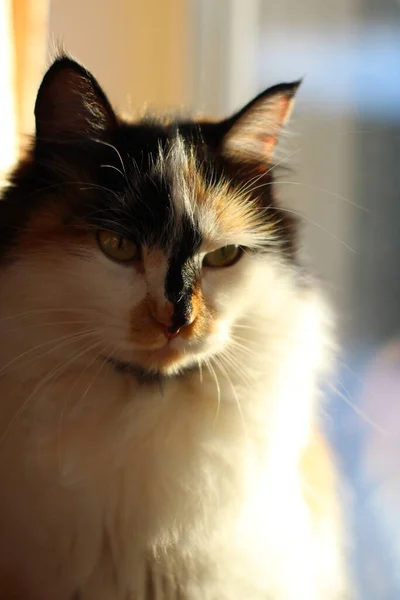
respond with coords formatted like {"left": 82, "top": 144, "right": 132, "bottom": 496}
{"left": 1, "top": 0, "right": 400, "bottom": 597}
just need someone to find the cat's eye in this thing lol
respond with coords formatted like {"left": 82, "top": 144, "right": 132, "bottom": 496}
{"left": 97, "top": 231, "right": 139, "bottom": 262}
{"left": 203, "top": 245, "right": 242, "bottom": 268}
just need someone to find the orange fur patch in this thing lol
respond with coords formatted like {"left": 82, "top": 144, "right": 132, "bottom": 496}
{"left": 179, "top": 150, "right": 276, "bottom": 244}
{"left": 181, "top": 285, "right": 211, "bottom": 340}
{"left": 129, "top": 299, "right": 165, "bottom": 347}
{"left": 130, "top": 285, "right": 213, "bottom": 349}
{"left": 14, "top": 204, "right": 95, "bottom": 262}
{"left": 300, "top": 428, "right": 340, "bottom": 524}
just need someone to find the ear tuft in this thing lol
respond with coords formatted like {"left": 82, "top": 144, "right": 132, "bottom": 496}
{"left": 221, "top": 80, "right": 301, "bottom": 163}
{"left": 34, "top": 55, "right": 116, "bottom": 144}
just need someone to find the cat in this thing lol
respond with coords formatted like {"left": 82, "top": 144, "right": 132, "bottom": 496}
{"left": 0, "top": 55, "right": 350, "bottom": 599}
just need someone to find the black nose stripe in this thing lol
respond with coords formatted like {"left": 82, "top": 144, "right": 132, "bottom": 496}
{"left": 169, "top": 295, "right": 192, "bottom": 332}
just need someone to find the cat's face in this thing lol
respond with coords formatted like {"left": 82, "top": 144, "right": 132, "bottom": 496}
{"left": 0, "top": 57, "right": 300, "bottom": 378}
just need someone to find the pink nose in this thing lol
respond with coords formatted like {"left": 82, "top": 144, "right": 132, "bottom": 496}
{"left": 164, "top": 326, "right": 181, "bottom": 340}
{"left": 159, "top": 316, "right": 192, "bottom": 340}
{"left": 148, "top": 300, "right": 190, "bottom": 338}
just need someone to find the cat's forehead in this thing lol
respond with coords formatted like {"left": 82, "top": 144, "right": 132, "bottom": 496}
{"left": 96, "top": 133, "right": 272, "bottom": 255}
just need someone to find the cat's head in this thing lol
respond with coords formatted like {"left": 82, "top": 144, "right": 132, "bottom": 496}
{"left": 0, "top": 56, "right": 301, "bottom": 378}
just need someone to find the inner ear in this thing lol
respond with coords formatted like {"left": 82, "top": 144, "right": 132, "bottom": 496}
{"left": 219, "top": 81, "right": 301, "bottom": 163}
{"left": 35, "top": 55, "right": 117, "bottom": 144}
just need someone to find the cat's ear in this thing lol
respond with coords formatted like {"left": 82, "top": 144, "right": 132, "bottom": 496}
{"left": 34, "top": 55, "right": 117, "bottom": 143}
{"left": 220, "top": 81, "right": 301, "bottom": 163}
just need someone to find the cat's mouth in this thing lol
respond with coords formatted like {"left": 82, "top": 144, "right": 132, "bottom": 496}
{"left": 104, "top": 356, "right": 164, "bottom": 381}
{"left": 104, "top": 352, "right": 197, "bottom": 381}
{"left": 104, "top": 342, "right": 196, "bottom": 380}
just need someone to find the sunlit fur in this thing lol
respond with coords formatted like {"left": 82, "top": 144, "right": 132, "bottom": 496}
{"left": 0, "top": 59, "right": 350, "bottom": 600}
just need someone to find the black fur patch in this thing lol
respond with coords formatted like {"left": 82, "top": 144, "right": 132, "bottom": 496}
{"left": 165, "top": 215, "right": 202, "bottom": 331}
{"left": 0, "top": 57, "right": 298, "bottom": 275}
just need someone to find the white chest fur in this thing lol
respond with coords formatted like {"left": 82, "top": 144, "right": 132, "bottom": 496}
{"left": 0, "top": 314, "right": 347, "bottom": 599}
{"left": 0, "top": 286, "right": 348, "bottom": 599}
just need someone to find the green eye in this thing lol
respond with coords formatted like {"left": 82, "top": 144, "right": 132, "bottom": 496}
{"left": 203, "top": 245, "right": 242, "bottom": 268}
{"left": 97, "top": 231, "right": 139, "bottom": 262}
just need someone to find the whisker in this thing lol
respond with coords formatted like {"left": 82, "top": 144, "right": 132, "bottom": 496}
{"left": 230, "top": 331, "right": 265, "bottom": 345}
{"left": 218, "top": 350, "right": 253, "bottom": 387}
{"left": 233, "top": 323, "right": 261, "bottom": 332}
{"left": 2, "top": 319, "right": 98, "bottom": 334}
{"left": 259, "top": 205, "right": 355, "bottom": 252}
{"left": 0, "top": 330, "right": 98, "bottom": 378}
{"left": 212, "top": 356, "right": 248, "bottom": 435}
{"left": 57, "top": 341, "right": 107, "bottom": 470}
{"left": 229, "top": 338, "right": 261, "bottom": 358}
{"left": 265, "top": 148, "right": 302, "bottom": 176}
{"left": 0, "top": 338, "right": 101, "bottom": 445}
{"left": 198, "top": 360, "right": 203, "bottom": 384}
{"left": 274, "top": 180, "right": 368, "bottom": 213}
{"left": 330, "top": 380, "right": 386, "bottom": 434}
{"left": 0, "top": 307, "right": 103, "bottom": 323}
{"left": 244, "top": 176, "right": 367, "bottom": 214}
{"left": 100, "top": 164, "right": 126, "bottom": 179}
{"left": 21, "top": 180, "right": 121, "bottom": 202}
{"left": 79, "top": 347, "right": 111, "bottom": 404}
{"left": 236, "top": 170, "right": 267, "bottom": 197}
{"left": 205, "top": 359, "right": 221, "bottom": 426}
{"left": 78, "top": 186, "right": 121, "bottom": 201}
{"left": 91, "top": 139, "right": 127, "bottom": 178}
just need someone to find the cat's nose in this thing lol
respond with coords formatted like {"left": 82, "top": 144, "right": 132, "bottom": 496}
{"left": 167, "top": 313, "right": 193, "bottom": 338}
{"left": 148, "top": 299, "right": 192, "bottom": 338}
{"left": 160, "top": 312, "right": 193, "bottom": 339}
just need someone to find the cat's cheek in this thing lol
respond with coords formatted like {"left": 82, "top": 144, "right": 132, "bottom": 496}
{"left": 78, "top": 255, "right": 149, "bottom": 342}
{"left": 185, "top": 322, "right": 232, "bottom": 359}
{"left": 200, "top": 260, "right": 255, "bottom": 311}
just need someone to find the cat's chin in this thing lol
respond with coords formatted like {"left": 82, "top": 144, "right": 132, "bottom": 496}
{"left": 108, "top": 336, "right": 218, "bottom": 379}
{"left": 104, "top": 338, "right": 204, "bottom": 379}
{"left": 105, "top": 354, "right": 198, "bottom": 381}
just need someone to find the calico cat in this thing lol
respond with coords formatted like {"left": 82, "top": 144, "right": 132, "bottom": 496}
{"left": 0, "top": 56, "right": 349, "bottom": 599}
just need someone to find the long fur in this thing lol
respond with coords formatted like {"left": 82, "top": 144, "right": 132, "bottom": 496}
{"left": 0, "top": 57, "right": 350, "bottom": 599}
